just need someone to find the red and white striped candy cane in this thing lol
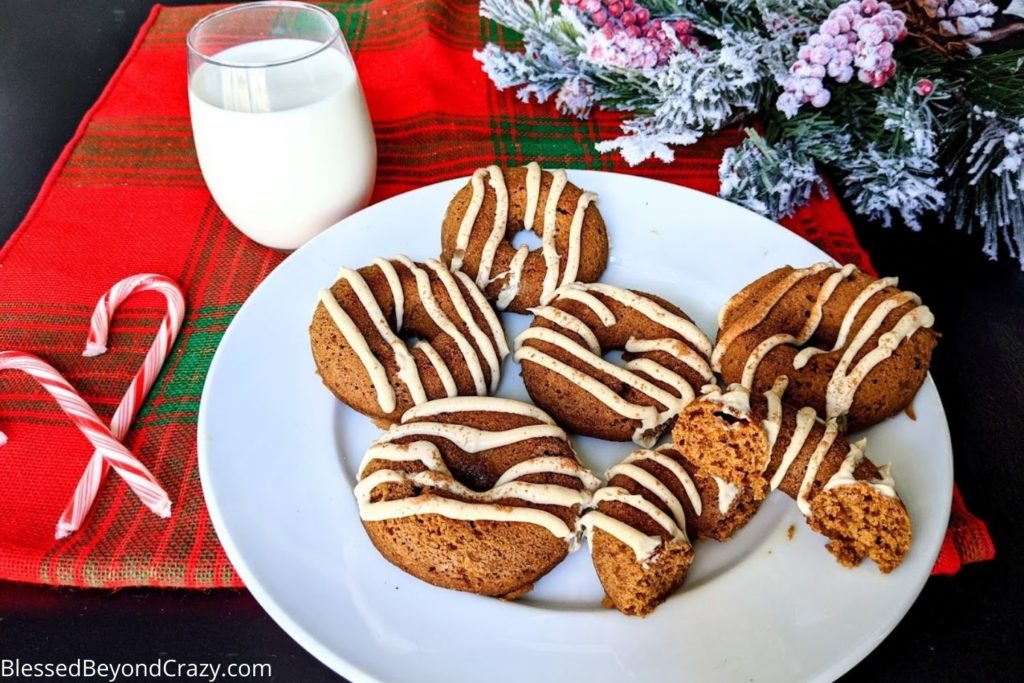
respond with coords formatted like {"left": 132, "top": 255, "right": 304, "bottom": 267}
{"left": 56, "top": 273, "right": 185, "bottom": 539}
{"left": 0, "top": 351, "right": 172, "bottom": 526}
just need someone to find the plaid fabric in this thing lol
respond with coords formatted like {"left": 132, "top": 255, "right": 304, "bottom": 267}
{"left": 0, "top": 1, "right": 992, "bottom": 588}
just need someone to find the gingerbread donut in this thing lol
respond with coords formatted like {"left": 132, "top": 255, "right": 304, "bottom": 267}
{"left": 713, "top": 262, "right": 937, "bottom": 431}
{"left": 673, "top": 382, "right": 912, "bottom": 572}
{"left": 581, "top": 445, "right": 761, "bottom": 616}
{"left": 310, "top": 256, "right": 509, "bottom": 425}
{"left": 354, "top": 397, "right": 600, "bottom": 598}
{"left": 514, "top": 282, "right": 714, "bottom": 446}
{"left": 440, "top": 162, "right": 609, "bottom": 313}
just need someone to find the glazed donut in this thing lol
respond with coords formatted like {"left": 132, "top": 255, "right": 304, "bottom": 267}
{"left": 440, "top": 162, "right": 609, "bottom": 313}
{"left": 514, "top": 282, "right": 714, "bottom": 446}
{"left": 713, "top": 262, "right": 937, "bottom": 431}
{"left": 672, "top": 382, "right": 912, "bottom": 572}
{"left": 353, "top": 397, "right": 600, "bottom": 598}
{"left": 309, "top": 256, "right": 509, "bottom": 425}
{"left": 581, "top": 445, "right": 761, "bottom": 616}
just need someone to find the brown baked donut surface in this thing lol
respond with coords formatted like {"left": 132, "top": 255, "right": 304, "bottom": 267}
{"left": 514, "top": 282, "right": 714, "bottom": 446}
{"left": 440, "top": 162, "right": 609, "bottom": 313}
{"left": 309, "top": 256, "right": 508, "bottom": 426}
{"left": 353, "top": 397, "right": 600, "bottom": 598}
{"left": 580, "top": 444, "right": 760, "bottom": 617}
{"left": 673, "top": 384, "right": 912, "bottom": 573}
{"left": 713, "top": 262, "right": 938, "bottom": 431}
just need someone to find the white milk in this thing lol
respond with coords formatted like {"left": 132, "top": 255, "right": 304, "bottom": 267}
{"left": 189, "top": 39, "right": 376, "bottom": 250}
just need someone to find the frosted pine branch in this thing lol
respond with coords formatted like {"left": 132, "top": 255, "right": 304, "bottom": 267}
{"left": 719, "top": 129, "right": 827, "bottom": 218}
{"left": 840, "top": 144, "right": 945, "bottom": 229}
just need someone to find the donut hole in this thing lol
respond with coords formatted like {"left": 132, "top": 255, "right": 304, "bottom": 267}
{"left": 510, "top": 228, "right": 543, "bottom": 251}
{"left": 401, "top": 334, "right": 423, "bottom": 348}
{"left": 601, "top": 348, "right": 626, "bottom": 366}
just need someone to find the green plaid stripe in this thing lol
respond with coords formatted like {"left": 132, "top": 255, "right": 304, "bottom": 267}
{"left": 138, "top": 304, "right": 240, "bottom": 426}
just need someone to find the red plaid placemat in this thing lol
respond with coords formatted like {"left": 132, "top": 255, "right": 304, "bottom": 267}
{"left": 0, "top": 1, "right": 992, "bottom": 588}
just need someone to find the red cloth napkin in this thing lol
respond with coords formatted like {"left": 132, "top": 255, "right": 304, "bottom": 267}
{"left": 0, "top": 1, "right": 992, "bottom": 587}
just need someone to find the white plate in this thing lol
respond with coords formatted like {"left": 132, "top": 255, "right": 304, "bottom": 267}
{"left": 198, "top": 172, "right": 952, "bottom": 683}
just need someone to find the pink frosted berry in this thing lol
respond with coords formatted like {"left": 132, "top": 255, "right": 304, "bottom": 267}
{"left": 778, "top": 0, "right": 907, "bottom": 117}
{"left": 915, "top": 79, "right": 934, "bottom": 96}
{"left": 579, "top": 0, "right": 696, "bottom": 69}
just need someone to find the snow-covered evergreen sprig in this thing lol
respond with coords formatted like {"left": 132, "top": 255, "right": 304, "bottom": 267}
{"left": 719, "top": 129, "right": 828, "bottom": 219}
{"left": 476, "top": 0, "right": 1024, "bottom": 268}
{"left": 595, "top": 44, "right": 762, "bottom": 163}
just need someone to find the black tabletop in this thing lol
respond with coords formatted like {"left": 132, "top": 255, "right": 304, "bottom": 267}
{"left": 1, "top": 2, "right": 1022, "bottom": 681}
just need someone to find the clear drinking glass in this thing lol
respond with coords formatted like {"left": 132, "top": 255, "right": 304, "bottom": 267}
{"left": 187, "top": 1, "right": 376, "bottom": 250}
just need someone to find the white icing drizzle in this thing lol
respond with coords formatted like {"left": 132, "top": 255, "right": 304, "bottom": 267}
{"left": 716, "top": 264, "right": 933, "bottom": 423}
{"left": 317, "top": 288, "right": 395, "bottom": 413}
{"left": 394, "top": 256, "right": 488, "bottom": 395}
{"left": 703, "top": 383, "right": 752, "bottom": 419}
{"left": 796, "top": 418, "right": 839, "bottom": 515}
{"left": 515, "top": 346, "right": 662, "bottom": 446}
{"left": 400, "top": 396, "right": 555, "bottom": 425}
{"left": 356, "top": 402, "right": 599, "bottom": 543}
{"left": 550, "top": 286, "right": 617, "bottom": 325}
{"left": 514, "top": 327, "right": 687, "bottom": 445}
{"left": 355, "top": 469, "right": 579, "bottom": 540}
{"left": 529, "top": 305, "right": 602, "bottom": 354}
{"left": 792, "top": 268, "right": 887, "bottom": 369}
{"left": 580, "top": 509, "right": 664, "bottom": 562}
{"left": 712, "top": 476, "right": 741, "bottom": 515}
{"left": 630, "top": 448, "right": 703, "bottom": 517}
{"left": 514, "top": 328, "right": 685, "bottom": 411}
{"left": 580, "top": 446, "right": 710, "bottom": 563}
{"left": 769, "top": 406, "right": 818, "bottom": 491}
{"left": 377, "top": 421, "right": 567, "bottom": 452}
{"left": 832, "top": 277, "right": 900, "bottom": 353}
{"left": 450, "top": 168, "right": 487, "bottom": 272}
{"left": 495, "top": 245, "right": 529, "bottom": 310}
{"left": 472, "top": 166, "right": 510, "bottom": 289}
{"left": 373, "top": 257, "right": 405, "bottom": 330}
{"left": 523, "top": 161, "right": 541, "bottom": 229}
{"left": 571, "top": 283, "right": 713, "bottom": 356}
{"left": 357, "top": 441, "right": 450, "bottom": 479}
{"left": 712, "top": 262, "right": 831, "bottom": 372}
{"left": 413, "top": 340, "right": 458, "bottom": 398}
{"left": 583, "top": 483, "right": 689, "bottom": 561}
{"left": 762, "top": 377, "right": 787, "bottom": 460}
{"left": 606, "top": 462, "right": 688, "bottom": 532}
{"left": 451, "top": 162, "right": 596, "bottom": 310}
{"left": 739, "top": 264, "right": 855, "bottom": 387}
{"left": 625, "top": 337, "right": 714, "bottom": 382}
{"left": 452, "top": 268, "right": 510, "bottom": 359}
{"left": 540, "top": 170, "right": 569, "bottom": 301}
{"left": 426, "top": 260, "right": 502, "bottom": 393}
{"left": 591, "top": 487, "right": 682, "bottom": 538}
{"left": 337, "top": 267, "right": 428, "bottom": 406}
{"left": 825, "top": 294, "right": 934, "bottom": 418}
{"left": 624, "top": 358, "right": 695, "bottom": 405}
{"left": 518, "top": 283, "right": 715, "bottom": 447}
{"left": 557, "top": 191, "right": 598, "bottom": 288}
{"left": 823, "top": 438, "right": 898, "bottom": 499}
{"left": 494, "top": 455, "right": 602, "bottom": 490}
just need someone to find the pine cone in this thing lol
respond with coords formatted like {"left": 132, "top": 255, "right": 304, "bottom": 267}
{"left": 899, "top": 0, "right": 999, "bottom": 55}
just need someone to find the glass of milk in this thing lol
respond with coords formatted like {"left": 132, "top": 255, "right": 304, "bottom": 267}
{"left": 187, "top": 2, "right": 376, "bottom": 250}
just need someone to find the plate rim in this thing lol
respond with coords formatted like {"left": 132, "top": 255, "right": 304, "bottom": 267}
{"left": 198, "top": 170, "right": 953, "bottom": 683}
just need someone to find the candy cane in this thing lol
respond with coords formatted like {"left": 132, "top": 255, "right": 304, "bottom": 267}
{"left": 56, "top": 274, "right": 185, "bottom": 539}
{"left": 0, "top": 351, "right": 172, "bottom": 525}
